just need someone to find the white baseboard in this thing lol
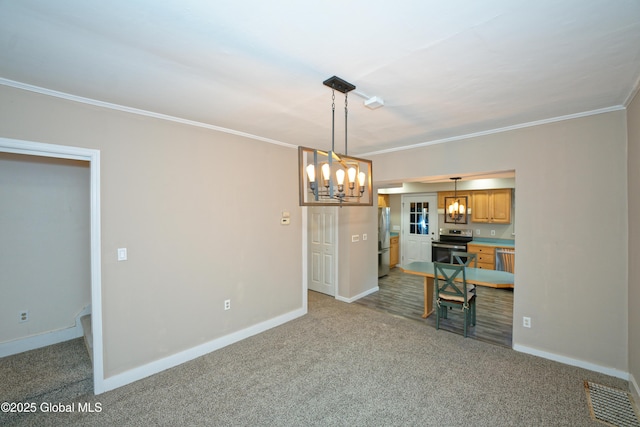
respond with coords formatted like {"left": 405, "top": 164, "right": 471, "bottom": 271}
{"left": 100, "top": 307, "right": 306, "bottom": 394}
{"left": 336, "top": 286, "right": 379, "bottom": 303}
{"left": 630, "top": 373, "right": 640, "bottom": 404}
{"left": 513, "top": 344, "right": 629, "bottom": 380}
{"left": 0, "top": 305, "right": 92, "bottom": 358}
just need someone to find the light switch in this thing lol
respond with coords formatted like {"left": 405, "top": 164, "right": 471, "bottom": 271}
{"left": 352, "top": 235, "right": 360, "bottom": 242}
{"left": 117, "top": 248, "right": 127, "bottom": 261}
{"left": 363, "top": 234, "right": 368, "bottom": 241}
{"left": 280, "top": 218, "right": 290, "bottom": 225}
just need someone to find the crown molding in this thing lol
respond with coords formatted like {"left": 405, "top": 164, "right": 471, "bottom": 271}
{"left": 1, "top": 78, "right": 627, "bottom": 157}
{"left": 0, "top": 78, "right": 297, "bottom": 150}
{"left": 360, "top": 105, "right": 626, "bottom": 156}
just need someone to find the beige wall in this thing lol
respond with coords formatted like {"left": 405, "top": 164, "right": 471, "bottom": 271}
{"left": 371, "top": 111, "right": 629, "bottom": 373}
{"left": 627, "top": 89, "right": 640, "bottom": 398}
{"left": 337, "top": 205, "right": 378, "bottom": 300}
{"left": 0, "top": 85, "right": 303, "bottom": 378}
{"left": 0, "top": 153, "right": 90, "bottom": 342}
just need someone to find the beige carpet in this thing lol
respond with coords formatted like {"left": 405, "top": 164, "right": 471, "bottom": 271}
{"left": 0, "top": 290, "right": 631, "bottom": 426}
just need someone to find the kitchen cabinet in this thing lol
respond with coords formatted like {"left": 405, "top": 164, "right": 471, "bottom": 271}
{"left": 471, "top": 189, "right": 512, "bottom": 223}
{"left": 466, "top": 243, "right": 496, "bottom": 270}
{"left": 390, "top": 235, "right": 399, "bottom": 268}
{"left": 378, "top": 194, "right": 389, "bottom": 207}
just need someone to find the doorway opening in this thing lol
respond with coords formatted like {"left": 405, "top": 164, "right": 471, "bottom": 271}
{"left": 362, "top": 176, "right": 515, "bottom": 347}
{"left": 0, "top": 138, "right": 104, "bottom": 394}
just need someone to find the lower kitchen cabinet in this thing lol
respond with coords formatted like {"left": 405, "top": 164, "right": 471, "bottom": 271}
{"left": 467, "top": 243, "right": 496, "bottom": 270}
{"left": 390, "top": 236, "right": 399, "bottom": 268}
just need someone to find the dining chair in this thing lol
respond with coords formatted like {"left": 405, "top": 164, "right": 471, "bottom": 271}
{"left": 450, "top": 251, "right": 477, "bottom": 295}
{"left": 450, "top": 251, "right": 477, "bottom": 268}
{"left": 433, "top": 262, "right": 476, "bottom": 337}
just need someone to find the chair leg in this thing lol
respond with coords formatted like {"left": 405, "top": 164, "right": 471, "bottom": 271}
{"left": 435, "top": 304, "right": 440, "bottom": 330}
{"left": 463, "top": 308, "right": 468, "bottom": 337}
{"left": 471, "top": 300, "right": 476, "bottom": 326}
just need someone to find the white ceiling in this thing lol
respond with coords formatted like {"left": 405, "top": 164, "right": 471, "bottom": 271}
{"left": 1, "top": 0, "right": 640, "bottom": 157}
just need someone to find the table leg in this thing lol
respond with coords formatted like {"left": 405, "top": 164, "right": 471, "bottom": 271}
{"left": 422, "top": 276, "right": 434, "bottom": 318}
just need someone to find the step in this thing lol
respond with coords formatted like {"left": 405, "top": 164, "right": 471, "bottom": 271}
{"left": 80, "top": 314, "right": 93, "bottom": 362}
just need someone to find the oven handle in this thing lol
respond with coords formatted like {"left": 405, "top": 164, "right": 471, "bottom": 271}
{"left": 432, "top": 242, "right": 467, "bottom": 250}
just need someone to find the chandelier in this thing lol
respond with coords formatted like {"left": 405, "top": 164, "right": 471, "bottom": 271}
{"left": 298, "top": 76, "right": 373, "bottom": 206}
{"left": 447, "top": 177, "right": 466, "bottom": 223}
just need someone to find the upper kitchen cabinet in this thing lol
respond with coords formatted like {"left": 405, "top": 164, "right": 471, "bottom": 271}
{"left": 471, "top": 189, "right": 512, "bottom": 224}
{"left": 378, "top": 194, "right": 390, "bottom": 207}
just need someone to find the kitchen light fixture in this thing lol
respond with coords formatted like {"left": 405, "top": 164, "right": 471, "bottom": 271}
{"left": 298, "top": 76, "right": 373, "bottom": 206}
{"left": 447, "top": 177, "right": 466, "bottom": 223}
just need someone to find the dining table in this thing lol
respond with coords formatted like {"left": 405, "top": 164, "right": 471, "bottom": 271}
{"left": 400, "top": 261, "right": 515, "bottom": 319}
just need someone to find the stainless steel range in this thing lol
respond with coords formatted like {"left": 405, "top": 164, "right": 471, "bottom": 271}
{"left": 432, "top": 228, "right": 473, "bottom": 263}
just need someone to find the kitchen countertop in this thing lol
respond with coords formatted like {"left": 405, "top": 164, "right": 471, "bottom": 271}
{"left": 469, "top": 238, "right": 515, "bottom": 248}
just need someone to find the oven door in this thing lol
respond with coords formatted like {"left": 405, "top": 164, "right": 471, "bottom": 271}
{"left": 431, "top": 242, "right": 467, "bottom": 264}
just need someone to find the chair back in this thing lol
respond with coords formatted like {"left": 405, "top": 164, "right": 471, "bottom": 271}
{"left": 434, "top": 262, "right": 471, "bottom": 304}
{"left": 450, "top": 251, "right": 477, "bottom": 268}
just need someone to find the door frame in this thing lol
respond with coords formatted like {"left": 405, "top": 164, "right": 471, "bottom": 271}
{"left": 0, "top": 137, "right": 104, "bottom": 394}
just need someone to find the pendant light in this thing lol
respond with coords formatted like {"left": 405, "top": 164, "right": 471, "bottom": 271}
{"left": 448, "top": 177, "right": 466, "bottom": 222}
{"left": 298, "top": 76, "right": 373, "bottom": 206}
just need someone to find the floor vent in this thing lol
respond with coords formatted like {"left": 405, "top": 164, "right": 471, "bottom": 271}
{"left": 585, "top": 381, "right": 640, "bottom": 427}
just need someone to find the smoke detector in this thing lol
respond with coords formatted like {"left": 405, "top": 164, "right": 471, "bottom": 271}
{"left": 364, "top": 96, "right": 384, "bottom": 110}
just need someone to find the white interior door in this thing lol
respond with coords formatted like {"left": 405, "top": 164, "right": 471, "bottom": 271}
{"left": 402, "top": 194, "right": 438, "bottom": 264}
{"left": 308, "top": 206, "right": 337, "bottom": 296}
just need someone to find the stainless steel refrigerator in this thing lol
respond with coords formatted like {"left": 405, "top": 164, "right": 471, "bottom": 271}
{"left": 378, "top": 207, "right": 390, "bottom": 277}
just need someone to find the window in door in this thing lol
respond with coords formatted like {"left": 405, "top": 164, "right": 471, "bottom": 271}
{"left": 409, "top": 202, "right": 430, "bottom": 235}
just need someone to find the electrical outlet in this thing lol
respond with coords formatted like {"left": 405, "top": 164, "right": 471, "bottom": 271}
{"left": 476, "top": 229, "right": 481, "bottom": 235}
{"left": 523, "top": 317, "right": 531, "bottom": 328}
{"left": 224, "top": 299, "right": 231, "bottom": 311}
{"left": 491, "top": 230, "right": 496, "bottom": 236}
{"left": 19, "top": 310, "right": 29, "bottom": 323}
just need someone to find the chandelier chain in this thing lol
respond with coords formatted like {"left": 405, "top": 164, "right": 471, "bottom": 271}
{"left": 344, "top": 92, "right": 348, "bottom": 155}
{"left": 331, "top": 88, "right": 336, "bottom": 152}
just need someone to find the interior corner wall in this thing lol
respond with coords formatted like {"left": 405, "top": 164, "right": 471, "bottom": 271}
{"left": 0, "top": 84, "right": 303, "bottom": 380}
{"left": 627, "top": 90, "right": 640, "bottom": 398}
{"left": 0, "top": 153, "right": 90, "bottom": 343}
{"left": 369, "top": 111, "right": 629, "bottom": 374}
{"left": 337, "top": 206, "right": 378, "bottom": 300}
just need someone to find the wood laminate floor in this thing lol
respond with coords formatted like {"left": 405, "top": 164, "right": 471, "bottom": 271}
{"left": 353, "top": 267, "right": 514, "bottom": 348}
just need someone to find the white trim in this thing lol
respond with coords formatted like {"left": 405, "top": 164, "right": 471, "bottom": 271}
{"left": 630, "top": 373, "right": 640, "bottom": 404}
{"left": 302, "top": 206, "right": 308, "bottom": 310}
{"left": 624, "top": 73, "right": 640, "bottom": 107}
{"left": 336, "top": 286, "right": 379, "bottom": 303}
{"left": 0, "top": 306, "right": 91, "bottom": 358}
{"left": 0, "top": 138, "right": 104, "bottom": 395}
{"left": 513, "top": 344, "right": 629, "bottom": 380}
{"left": 361, "top": 105, "right": 625, "bottom": 156}
{"left": 102, "top": 307, "right": 305, "bottom": 393}
{"left": 0, "top": 78, "right": 296, "bottom": 150}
